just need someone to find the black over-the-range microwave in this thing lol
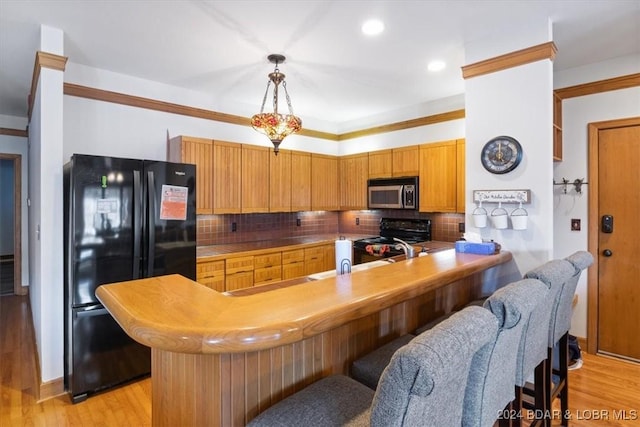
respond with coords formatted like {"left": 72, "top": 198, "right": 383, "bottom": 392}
{"left": 367, "top": 176, "right": 418, "bottom": 210}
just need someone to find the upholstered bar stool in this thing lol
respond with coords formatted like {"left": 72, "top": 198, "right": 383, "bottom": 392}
{"left": 526, "top": 251, "right": 594, "bottom": 426}
{"left": 520, "top": 259, "right": 577, "bottom": 427}
{"left": 248, "top": 306, "right": 499, "bottom": 427}
{"left": 463, "top": 278, "right": 548, "bottom": 427}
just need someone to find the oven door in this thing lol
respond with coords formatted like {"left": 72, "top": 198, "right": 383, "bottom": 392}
{"left": 368, "top": 184, "right": 404, "bottom": 209}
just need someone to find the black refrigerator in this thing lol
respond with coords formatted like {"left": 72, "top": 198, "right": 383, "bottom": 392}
{"left": 63, "top": 154, "right": 196, "bottom": 403}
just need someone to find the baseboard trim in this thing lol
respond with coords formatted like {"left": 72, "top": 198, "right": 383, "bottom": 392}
{"left": 38, "top": 377, "right": 65, "bottom": 402}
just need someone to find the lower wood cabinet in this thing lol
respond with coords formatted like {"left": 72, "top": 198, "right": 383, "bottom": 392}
{"left": 225, "top": 256, "right": 255, "bottom": 291}
{"left": 196, "top": 259, "right": 225, "bottom": 292}
{"left": 282, "top": 249, "right": 305, "bottom": 280}
{"left": 254, "top": 253, "right": 282, "bottom": 286}
{"left": 304, "top": 247, "right": 325, "bottom": 276}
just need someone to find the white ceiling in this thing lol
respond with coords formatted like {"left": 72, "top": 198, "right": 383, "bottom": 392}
{"left": 1, "top": 0, "right": 639, "bottom": 131}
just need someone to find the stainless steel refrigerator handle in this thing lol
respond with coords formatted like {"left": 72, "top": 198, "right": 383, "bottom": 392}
{"left": 147, "top": 170, "right": 156, "bottom": 276}
{"left": 133, "top": 170, "right": 141, "bottom": 279}
{"left": 75, "top": 308, "right": 109, "bottom": 318}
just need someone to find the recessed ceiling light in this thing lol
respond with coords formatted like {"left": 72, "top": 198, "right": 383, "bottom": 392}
{"left": 427, "top": 60, "right": 446, "bottom": 72}
{"left": 362, "top": 19, "right": 384, "bottom": 36}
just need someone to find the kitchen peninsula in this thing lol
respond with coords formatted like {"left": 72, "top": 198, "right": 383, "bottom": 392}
{"left": 97, "top": 249, "right": 512, "bottom": 427}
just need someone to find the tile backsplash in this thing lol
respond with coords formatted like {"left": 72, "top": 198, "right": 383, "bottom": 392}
{"left": 197, "top": 210, "right": 465, "bottom": 246}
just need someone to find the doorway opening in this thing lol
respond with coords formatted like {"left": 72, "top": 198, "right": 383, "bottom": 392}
{"left": 0, "top": 154, "right": 22, "bottom": 296}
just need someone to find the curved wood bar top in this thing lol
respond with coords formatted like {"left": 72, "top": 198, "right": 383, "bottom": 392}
{"left": 96, "top": 249, "right": 512, "bottom": 355}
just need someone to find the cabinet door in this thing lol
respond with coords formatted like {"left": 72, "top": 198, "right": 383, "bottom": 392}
{"left": 311, "top": 154, "right": 339, "bottom": 211}
{"left": 456, "top": 139, "right": 466, "bottom": 213}
{"left": 339, "top": 153, "right": 368, "bottom": 210}
{"left": 213, "top": 141, "right": 242, "bottom": 214}
{"left": 419, "top": 140, "right": 457, "bottom": 213}
{"left": 368, "top": 149, "right": 393, "bottom": 179}
{"left": 392, "top": 146, "right": 420, "bottom": 177}
{"left": 291, "top": 151, "right": 311, "bottom": 212}
{"left": 196, "top": 260, "right": 225, "bottom": 292}
{"left": 225, "top": 256, "right": 254, "bottom": 290}
{"left": 241, "top": 144, "right": 270, "bottom": 213}
{"left": 304, "top": 247, "right": 325, "bottom": 275}
{"left": 282, "top": 249, "right": 305, "bottom": 280}
{"left": 322, "top": 243, "right": 336, "bottom": 272}
{"left": 167, "top": 136, "right": 213, "bottom": 214}
{"left": 269, "top": 149, "right": 292, "bottom": 212}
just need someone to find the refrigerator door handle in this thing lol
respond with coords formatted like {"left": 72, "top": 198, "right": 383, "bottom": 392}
{"left": 133, "top": 170, "right": 142, "bottom": 278}
{"left": 147, "top": 170, "right": 156, "bottom": 277}
{"left": 75, "top": 307, "right": 110, "bottom": 318}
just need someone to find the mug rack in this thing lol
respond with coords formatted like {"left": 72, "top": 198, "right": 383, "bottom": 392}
{"left": 473, "top": 189, "right": 531, "bottom": 204}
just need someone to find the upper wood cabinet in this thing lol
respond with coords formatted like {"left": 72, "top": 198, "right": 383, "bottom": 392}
{"left": 419, "top": 140, "right": 458, "bottom": 213}
{"left": 213, "top": 141, "right": 242, "bottom": 214}
{"left": 291, "top": 150, "right": 311, "bottom": 212}
{"left": 269, "top": 149, "right": 292, "bottom": 212}
{"left": 392, "top": 146, "right": 420, "bottom": 177}
{"left": 456, "top": 139, "right": 466, "bottom": 213}
{"left": 167, "top": 136, "right": 213, "bottom": 214}
{"left": 311, "top": 154, "right": 339, "bottom": 211}
{"left": 368, "top": 149, "right": 392, "bottom": 178}
{"left": 241, "top": 144, "right": 270, "bottom": 213}
{"left": 339, "top": 153, "right": 368, "bottom": 210}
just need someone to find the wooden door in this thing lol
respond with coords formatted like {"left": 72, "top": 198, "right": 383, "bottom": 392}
{"left": 241, "top": 144, "right": 270, "bottom": 213}
{"left": 368, "top": 149, "right": 392, "bottom": 178}
{"left": 269, "top": 149, "right": 292, "bottom": 212}
{"left": 311, "top": 154, "right": 339, "bottom": 211}
{"left": 290, "top": 151, "right": 311, "bottom": 211}
{"left": 419, "top": 140, "right": 457, "bottom": 212}
{"left": 339, "top": 153, "right": 368, "bottom": 210}
{"left": 213, "top": 141, "right": 242, "bottom": 214}
{"left": 392, "top": 146, "right": 419, "bottom": 177}
{"left": 593, "top": 121, "right": 640, "bottom": 361}
{"left": 167, "top": 136, "right": 213, "bottom": 214}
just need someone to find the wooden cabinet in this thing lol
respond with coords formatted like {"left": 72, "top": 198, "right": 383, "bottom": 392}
{"left": 304, "top": 246, "right": 325, "bottom": 275}
{"left": 322, "top": 243, "right": 336, "bottom": 272}
{"left": 270, "top": 149, "right": 292, "bottom": 212}
{"left": 339, "top": 153, "right": 368, "bottom": 210}
{"left": 456, "top": 139, "right": 466, "bottom": 213}
{"left": 213, "top": 141, "right": 242, "bottom": 214}
{"left": 291, "top": 150, "right": 311, "bottom": 212}
{"left": 196, "top": 259, "right": 225, "bottom": 292}
{"left": 282, "top": 249, "right": 305, "bottom": 280}
{"left": 241, "top": 144, "right": 270, "bottom": 213}
{"left": 311, "top": 154, "right": 339, "bottom": 211}
{"left": 167, "top": 136, "right": 213, "bottom": 214}
{"left": 254, "top": 252, "right": 282, "bottom": 286}
{"left": 419, "top": 140, "right": 458, "bottom": 213}
{"left": 553, "top": 92, "right": 563, "bottom": 161}
{"left": 225, "top": 255, "right": 254, "bottom": 291}
{"left": 392, "top": 146, "right": 420, "bottom": 177}
{"left": 368, "top": 149, "right": 392, "bottom": 178}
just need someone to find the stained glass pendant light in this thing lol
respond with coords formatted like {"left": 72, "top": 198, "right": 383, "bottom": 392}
{"left": 251, "top": 54, "right": 302, "bottom": 155}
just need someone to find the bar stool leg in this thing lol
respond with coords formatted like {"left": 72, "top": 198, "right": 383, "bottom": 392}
{"left": 559, "top": 333, "right": 570, "bottom": 426}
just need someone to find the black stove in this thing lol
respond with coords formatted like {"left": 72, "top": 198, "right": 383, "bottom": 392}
{"left": 353, "top": 218, "right": 431, "bottom": 264}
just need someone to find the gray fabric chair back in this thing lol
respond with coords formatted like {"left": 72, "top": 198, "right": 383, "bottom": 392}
{"left": 552, "top": 251, "right": 594, "bottom": 341}
{"left": 370, "top": 306, "right": 499, "bottom": 427}
{"left": 462, "top": 278, "right": 548, "bottom": 427}
{"left": 525, "top": 259, "right": 578, "bottom": 346}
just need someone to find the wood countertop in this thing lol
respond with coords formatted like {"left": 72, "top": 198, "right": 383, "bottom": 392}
{"left": 196, "top": 234, "right": 375, "bottom": 261}
{"left": 97, "top": 249, "right": 511, "bottom": 355}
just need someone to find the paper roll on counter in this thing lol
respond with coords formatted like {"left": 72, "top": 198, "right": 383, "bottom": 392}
{"left": 335, "top": 238, "right": 353, "bottom": 275}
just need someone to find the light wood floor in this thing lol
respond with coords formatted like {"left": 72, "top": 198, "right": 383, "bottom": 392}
{"left": 2, "top": 294, "right": 639, "bottom": 426}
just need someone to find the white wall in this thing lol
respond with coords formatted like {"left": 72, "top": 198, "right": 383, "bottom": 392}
{"left": 552, "top": 58, "right": 640, "bottom": 337}
{"left": 0, "top": 116, "right": 29, "bottom": 286}
{"left": 465, "top": 23, "right": 555, "bottom": 277}
{"left": 29, "top": 25, "right": 65, "bottom": 383}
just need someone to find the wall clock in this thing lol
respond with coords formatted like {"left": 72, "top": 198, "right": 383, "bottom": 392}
{"left": 480, "top": 136, "right": 523, "bottom": 174}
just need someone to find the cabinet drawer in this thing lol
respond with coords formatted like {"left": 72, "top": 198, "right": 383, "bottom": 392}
{"left": 198, "top": 276, "right": 225, "bottom": 292}
{"left": 225, "top": 272, "right": 254, "bottom": 291}
{"left": 254, "top": 266, "right": 282, "bottom": 285}
{"left": 282, "top": 249, "right": 304, "bottom": 265}
{"left": 197, "top": 260, "right": 225, "bottom": 279}
{"left": 282, "top": 263, "right": 306, "bottom": 280}
{"left": 226, "top": 256, "right": 254, "bottom": 275}
{"left": 254, "top": 252, "right": 282, "bottom": 269}
{"left": 304, "top": 247, "right": 324, "bottom": 261}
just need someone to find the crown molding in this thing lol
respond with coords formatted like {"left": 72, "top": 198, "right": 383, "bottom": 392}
{"left": 555, "top": 73, "right": 640, "bottom": 99}
{"left": 462, "top": 42, "right": 557, "bottom": 79}
{"left": 28, "top": 51, "right": 68, "bottom": 119}
{"left": 0, "top": 127, "right": 28, "bottom": 137}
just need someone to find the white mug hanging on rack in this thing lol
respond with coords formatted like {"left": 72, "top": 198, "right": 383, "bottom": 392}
{"left": 491, "top": 202, "right": 508, "bottom": 229}
{"left": 472, "top": 200, "right": 488, "bottom": 228}
{"left": 511, "top": 202, "right": 528, "bottom": 230}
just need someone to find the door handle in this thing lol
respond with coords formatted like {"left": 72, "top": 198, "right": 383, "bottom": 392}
{"left": 602, "top": 249, "right": 613, "bottom": 257}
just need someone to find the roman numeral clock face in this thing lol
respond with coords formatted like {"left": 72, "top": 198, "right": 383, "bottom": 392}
{"left": 481, "top": 136, "right": 523, "bottom": 174}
